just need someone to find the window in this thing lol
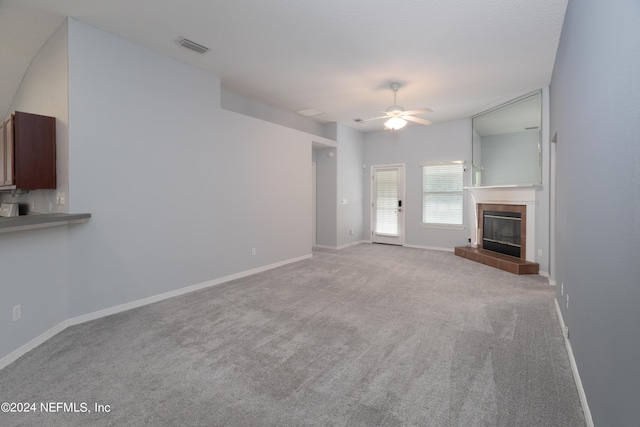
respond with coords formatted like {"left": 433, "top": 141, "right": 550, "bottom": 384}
{"left": 422, "top": 162, "right": 464, "bottom": 226}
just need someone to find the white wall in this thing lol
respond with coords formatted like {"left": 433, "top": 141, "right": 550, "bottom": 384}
{"left": 0, "top": 21, "right": 69, "bottom": 360}
{"left": 363, "top": 120, "right": 472, "bottom": 250}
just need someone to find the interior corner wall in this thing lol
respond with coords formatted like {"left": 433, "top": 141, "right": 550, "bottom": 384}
{"left": 336, "top": 125, "right": 364, "bottom": 247}
{"left": 315, "top": 147, "right": 337, "bottom": 247}
{"left": 363, "top": 119, "right": 472, "bottom": 250}
{"left": 64, "top": 18, "right": 313, "bottom": 317}
{"left": 0, "top": 20, "right": 69, "bottom": 361}
{"left": 0, "top": 19, "right": 69, "bottom": 214}
{"left": 550, "top": 0, "right": 640, "bottom": 424}
{"left": 220, "top": 89, "right": 326, "bottom": 139}
{"left": 537, "top": 86, "right": 551, "bottom": 276}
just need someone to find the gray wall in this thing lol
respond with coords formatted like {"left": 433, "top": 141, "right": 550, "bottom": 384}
{"left": 363, "top": 120, "right": 472, "bottom": 250}
{"left": 550, "top": 0, "right": 640, "bottom": 424}
{"left": 313, "top": 123, "right": 363, "bottom": 249}
{"left": 480, "top": 130, "right": 540, "bottom": 186}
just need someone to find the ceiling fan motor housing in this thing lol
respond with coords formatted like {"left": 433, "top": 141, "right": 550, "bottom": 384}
{"left": 386, "top": 105, "right": 405, "bottom": 116}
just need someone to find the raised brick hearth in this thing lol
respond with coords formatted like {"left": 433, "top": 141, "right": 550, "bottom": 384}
{"left": 454, "top": 246, "right": 539, "bottom": 275}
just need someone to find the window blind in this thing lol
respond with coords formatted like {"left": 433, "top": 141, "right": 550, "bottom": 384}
{"left": 375, "top": 170, "right": 399, "bottom": 236}
{"left": 422, "top": 162, "right": 464, "bottom": 225}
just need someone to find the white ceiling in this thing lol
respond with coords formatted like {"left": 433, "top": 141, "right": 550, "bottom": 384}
{"left": 0, "top": 0, "right": 568, "bottom": 132}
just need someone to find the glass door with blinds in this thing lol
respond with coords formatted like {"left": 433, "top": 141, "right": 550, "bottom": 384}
{"left": 371, "top": 165, "right": 405, "bottom": 245}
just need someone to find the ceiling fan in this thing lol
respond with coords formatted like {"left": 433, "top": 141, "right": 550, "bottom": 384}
{"left": 356, "top": 83, "right": 432, "bottom": 130}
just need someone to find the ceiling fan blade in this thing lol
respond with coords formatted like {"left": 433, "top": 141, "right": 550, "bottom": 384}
{"left": 357, "top": 116, "right": 388, "bottom": 123}
{"left": 404, "top": 116, "right": 432, "bottom": 126}
{"left": 402, "top": 108, "right": 433, "bottom": 115}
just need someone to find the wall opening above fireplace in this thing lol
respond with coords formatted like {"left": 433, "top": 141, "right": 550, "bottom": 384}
{"left": 483, "top": 211, "right": 521, "bottom": 257}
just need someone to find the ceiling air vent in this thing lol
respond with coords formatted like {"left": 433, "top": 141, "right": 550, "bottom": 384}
{"left": 178, "top": 38, "right": 209, "bottom": 54}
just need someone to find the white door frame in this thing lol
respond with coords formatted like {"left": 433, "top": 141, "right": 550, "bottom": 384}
{"left": 370, "top": 164, "right": 406, "bottom": 246}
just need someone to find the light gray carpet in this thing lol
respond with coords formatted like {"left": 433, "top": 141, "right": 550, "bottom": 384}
{"left": 0, "top": 244, "right": 585, "bottom": 426}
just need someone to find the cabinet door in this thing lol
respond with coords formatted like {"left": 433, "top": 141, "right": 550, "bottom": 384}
{"left": 0, "top": 120, "right": 4, "bottom": 185}
{"left": 13, "top": 112, "right": 54, "bottom": 189}
{"left": 4, "top": 117, "right": 14, "bottom": 186}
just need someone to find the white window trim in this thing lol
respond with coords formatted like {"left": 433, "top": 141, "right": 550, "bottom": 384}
{"left": 421, "top": 222, "right": 466, "bottom": 230}
{"left": 421, "top": 161, "right": 465, "bottom": 228}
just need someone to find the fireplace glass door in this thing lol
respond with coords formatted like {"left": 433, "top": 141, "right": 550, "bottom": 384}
{"left": 482, "top": 210, "right": 522, "bottom": 257}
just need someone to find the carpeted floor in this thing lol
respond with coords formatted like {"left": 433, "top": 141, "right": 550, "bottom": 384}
{"left": 0, "top": 244, "right": 585, "bottom": 426}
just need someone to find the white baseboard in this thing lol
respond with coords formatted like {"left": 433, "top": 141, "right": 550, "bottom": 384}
{"left": 337, "top": 240, "right": 366, "bottom": 250}
{"left": 403, "top": 244, "right": 454, "bottom": 252}
{"left": 0, "top": 253, "right": 312, "bottom": 371}
{"left": 554, "top": 299, "right": 594, "bottom": 427}
{"left": 538, "top": 271, "right": 555, "bottom": 285}
{"left": 313, "top": 244, "right": 338, "bottom": 250}
{"left": 314, "top": 241, "right": 366, "bottom": 251}
{"left": 0, "top": 321, "right": 70, "bottom": 370}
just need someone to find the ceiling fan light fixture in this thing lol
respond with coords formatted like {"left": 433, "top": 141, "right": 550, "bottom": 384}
{"left": 384, "top": 117, "right": 407, "bottom": 130}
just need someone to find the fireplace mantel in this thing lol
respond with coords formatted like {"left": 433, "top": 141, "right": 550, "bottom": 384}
{"left": 465, "top": 185, "right": 540, "bottom": 263}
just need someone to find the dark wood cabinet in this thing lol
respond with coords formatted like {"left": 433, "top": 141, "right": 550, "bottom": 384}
{"left": 1, "top": 111, "right": 56, "bottom": 190}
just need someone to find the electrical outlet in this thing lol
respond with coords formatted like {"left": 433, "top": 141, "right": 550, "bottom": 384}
{"left": 13, "top": 304, "right": 21, "bottom": 322}
{"left": 537, "top": 249, "right": 543, "bottom": 257}
{"left": 56, "top": 192, "right": 65, "bottom": 206}
{"left": 251, "top": 248, "right": 256, "bottom": 256}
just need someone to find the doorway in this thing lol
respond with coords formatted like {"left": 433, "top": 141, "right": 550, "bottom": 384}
{"left": 371, "top": 165, "right": 405, "bottom": 245}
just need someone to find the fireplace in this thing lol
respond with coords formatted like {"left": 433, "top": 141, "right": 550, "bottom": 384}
{"left": 483, "top": 211, "right": 521, "bottom": 257}
{"left": 455, "top": 189, "right": 538, "bottom": 274}
{"left": 478, "top": 203, "right": 527, "bottom": 260}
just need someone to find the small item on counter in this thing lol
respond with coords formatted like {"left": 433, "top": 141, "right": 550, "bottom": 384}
{"left": 0, "top": 202, "right": 20, "bottom": 217}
